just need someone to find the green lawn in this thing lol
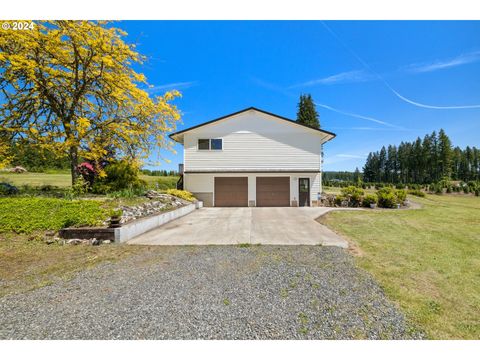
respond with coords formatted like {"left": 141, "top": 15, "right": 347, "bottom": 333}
{"left": 0, "top": 171, "right": 178, "bottom": 189}
{"left": 321, "top": 194, "right": 480, "bottom": 339}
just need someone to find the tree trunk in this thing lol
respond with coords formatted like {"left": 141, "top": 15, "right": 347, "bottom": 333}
{"left": 69, "top": 146, "right": 79, "bottom": 186}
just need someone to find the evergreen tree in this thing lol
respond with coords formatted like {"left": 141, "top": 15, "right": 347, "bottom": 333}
{"left": 360, "top": 129, "right": 478, "bottom": 185}
{"left": 296, "top": 94, "right": 320, "bottom": 129}
{"left": 378, "top": 146, "right": 387, "bottom": 182}
{"left": 362, "top": 153, "right": 375, "bottom": 182}
{"left": 438, "top": 129, "right": 453, "bottom": 179}
{"left": 353, "top": 167, "right": 361, "bottom": 183}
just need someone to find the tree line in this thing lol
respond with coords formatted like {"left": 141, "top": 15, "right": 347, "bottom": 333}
{"left": 362, "top": 129, "right": 480, "bottom": 184}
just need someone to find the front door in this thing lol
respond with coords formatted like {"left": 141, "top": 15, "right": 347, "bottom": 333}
{"left": 299, "top": 178, "right": 310, "bottom": 207}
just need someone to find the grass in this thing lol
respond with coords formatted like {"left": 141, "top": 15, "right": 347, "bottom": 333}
{"left": 321, "top": 194, "right": 480, "bottom": 339}
{"left": 0, "top": 171, "right": 178, "bottom": 189}
{"left": 0, "top": 171, "right": 180, "bottom": 298}
{"left": 0, "top": 232, "right": 146, "bottom": 297}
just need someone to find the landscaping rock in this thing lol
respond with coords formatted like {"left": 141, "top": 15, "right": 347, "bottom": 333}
{"left": 318, "top": 193, "right": 336, "bottom": 207}
{"left": 91, "top": 238, "right": 100, "bottom": 246}
{"left": 9, "top": 166, "right": 27, "bottom": 173}
{"left": 67, "top": 239, "right": 82, "bottom": 245}
{"left": 102, "top": 240, "right": 112, "bottom": 244}
{"left": 116, "top": 195, "right": 190, "bottom": 225}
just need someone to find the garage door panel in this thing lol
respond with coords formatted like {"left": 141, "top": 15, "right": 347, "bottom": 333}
{"left": 256, "top": 177, "right": 290, "bottom": 207}
{"left": 214, "top": 177, "right": 248, "bottom": 207}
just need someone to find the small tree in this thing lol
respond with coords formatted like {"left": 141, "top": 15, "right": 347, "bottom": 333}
{"left": 0, "top": 21, "right": 181, "bottom": 185}
{"left": 296, "top": 94, "right": 320, "bottom": 129}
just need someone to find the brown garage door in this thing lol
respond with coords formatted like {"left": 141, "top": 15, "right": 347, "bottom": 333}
{"left": 256, "top": 177, "right": 290, "bottom": 207}
{"left": 214, "top": 177, "right": 248, "bottom": 207}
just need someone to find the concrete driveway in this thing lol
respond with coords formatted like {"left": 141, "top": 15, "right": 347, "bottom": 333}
{"left": 128, "top": 207, "right": 349, "bottom": 247}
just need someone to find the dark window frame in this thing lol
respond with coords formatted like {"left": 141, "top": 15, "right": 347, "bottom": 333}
{"left": 198, "top": 139, "right": 210, "bottom": 150}
{"left": 198, "top": 138, "right": 223, "bottom": 151}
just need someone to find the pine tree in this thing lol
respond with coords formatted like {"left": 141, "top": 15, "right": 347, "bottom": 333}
{"left": 296, "top": 94, "right": 320, "bottom": 129}
{"left": 353, "top": 167, "right": 361, "bottom": 184}
{"left": 438, "top": 129, "right": 453, "bottom": 179}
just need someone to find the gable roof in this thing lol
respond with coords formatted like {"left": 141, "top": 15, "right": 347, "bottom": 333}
{"left": 169, "top": 107, "right": 336, "bottom": 144}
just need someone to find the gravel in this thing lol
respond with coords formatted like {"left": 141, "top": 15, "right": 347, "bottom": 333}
{"left": 0, "top": 246, "right": 423, "bottom": 339}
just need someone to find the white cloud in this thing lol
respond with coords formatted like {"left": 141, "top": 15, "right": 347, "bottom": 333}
{"left": 315, "top": 102, "right": 404, "bottom": 129}
{"left": 147, "top": 81, "right": 198, "bottom": 94}
{"left": 289, "top": 70, "right": 374, "bottom": 88}
{"left": 336, "top": 154, "right": 367, "bottom": 159}
{"left": 405, "top": 51, "right": 480, "bottom": 73}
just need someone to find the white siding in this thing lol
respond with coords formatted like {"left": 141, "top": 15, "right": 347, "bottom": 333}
{"left": 183, "top": 110, "right": 327, "bottom": 172}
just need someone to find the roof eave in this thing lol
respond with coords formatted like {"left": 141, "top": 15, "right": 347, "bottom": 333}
{"left": 168, "top": 107, "right": 337, "bottom": 143}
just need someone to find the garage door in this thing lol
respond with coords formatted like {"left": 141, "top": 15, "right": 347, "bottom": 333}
{"left": 214, "top": 177, "right": 248, "bottom": 207}
{"left": 256, "top": 177, "right": 290, "bottom": 207}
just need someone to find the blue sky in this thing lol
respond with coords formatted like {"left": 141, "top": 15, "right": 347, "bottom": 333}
{"left": 120, "top": 21, "right": 480, "bottom": 171}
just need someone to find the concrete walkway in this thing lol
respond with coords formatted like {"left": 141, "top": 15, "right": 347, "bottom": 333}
{"left": 128, "top": 207, "right": 350, "bottom": 248}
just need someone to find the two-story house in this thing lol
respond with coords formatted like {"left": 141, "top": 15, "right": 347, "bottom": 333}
{"left": 169, "top": 107, "right": 335, "bottom": 207}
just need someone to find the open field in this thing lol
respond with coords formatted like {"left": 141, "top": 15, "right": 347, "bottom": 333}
{"left": 0, "top": 171, "right": 178, "bottom": 189}
{"left": 320, "top": 194, "right": 480, "bottom": 339}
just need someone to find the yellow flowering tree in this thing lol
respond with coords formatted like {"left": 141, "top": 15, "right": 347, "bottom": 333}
{"left": 0, "top": 21, "right": 181, "bottom": 184}
{"left": 0, "top": 136, "right": 12, "bottom": 169}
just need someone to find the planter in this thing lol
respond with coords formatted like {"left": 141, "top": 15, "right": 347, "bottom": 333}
{"left": 369, "top": 203, "right": 377, "bottom": 209}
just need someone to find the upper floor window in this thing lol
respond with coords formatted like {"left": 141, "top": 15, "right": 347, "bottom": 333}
{"left": 198, "top": 138, "right": 223, "bottom": 150}
{"left": 198, "top": 139, "right": 210, "bottom": 150}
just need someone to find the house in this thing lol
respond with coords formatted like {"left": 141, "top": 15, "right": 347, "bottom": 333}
{"left": 169, "top": 107, "right": 336, "bottom": 207}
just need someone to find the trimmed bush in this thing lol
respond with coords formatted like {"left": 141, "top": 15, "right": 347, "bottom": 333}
{"left": 376, "top": 187, "right": 399, "bottom": 208}
{"left": 396, "top": 189, "right": 407, "bottom": 202}
{"left": 362, "top": 194, "right": 378, "bottom": 207}
{"left": 340, "top": 186, "right": 365, "bottom": 207}
{"left": 166, "top": 189, "right": 196, "bottom": 202}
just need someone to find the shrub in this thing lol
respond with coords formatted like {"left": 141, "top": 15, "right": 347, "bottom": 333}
{"left": 362, "top": 194, "right": 378, "bottom": 207}
{"left": 376, "top": 187, "right": 399, "bottom": 208}
{"left": 67, "top": 177, "right": 89, "bottom": 198}
{"left": 334, "top": 194, "right": 347, "bottom": 206}
{"left": 407, "top": 189, "right": 425, "bottom": 197}
{"left": 0, "top": 182, "right": 19, "bottom": 195}
{"left": 475, "top": 189, "right": 479, "bottom": 197}
{"left": 396, "top": 189, "right": 407, "bottom": 202}
{"left": 166, "top": 189, "right": 196, "bottom": 202}
{"left": 340, "top": 186, "right": 364, "bottom": 207}
{"left": 92, "top": 160, "right": 147, "bottom": 194}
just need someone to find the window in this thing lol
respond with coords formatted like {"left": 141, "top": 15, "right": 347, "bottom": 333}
{"left": 198, "top": 139, "right": 210, "bottom": 150}
{"left": 210, "top": 138, "right": 223, "bottom": 150}
{"left": 198, "top": 138, "right": 223, "bottom": 150}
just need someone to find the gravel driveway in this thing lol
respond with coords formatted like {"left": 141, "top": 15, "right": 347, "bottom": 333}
{"left": 0, "top": 246, "right": 422, "bottom": 339}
